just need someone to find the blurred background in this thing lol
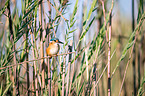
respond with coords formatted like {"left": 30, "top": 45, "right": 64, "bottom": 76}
{"left": 0, "top": 0, "right": 145, "bottom": 96}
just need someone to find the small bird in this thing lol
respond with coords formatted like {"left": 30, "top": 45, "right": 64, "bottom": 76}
{"left": 46, "top": 38, "right": 64, "bottom": 59}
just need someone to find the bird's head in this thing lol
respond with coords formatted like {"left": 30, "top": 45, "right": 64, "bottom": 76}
{"left": 50, "top": 38, "right": 64, "bottom": 44}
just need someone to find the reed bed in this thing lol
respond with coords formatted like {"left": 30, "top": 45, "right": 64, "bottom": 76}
{"left": 0, "top": 0, "right": 145, "bottom": 96}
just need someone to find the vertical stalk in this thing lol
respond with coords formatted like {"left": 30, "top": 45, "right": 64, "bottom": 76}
{"left": 33, "top": 3, "right": 39, "bottom": 95}
{"left": 26, "top": 29, "right": 30, "bottom": 96}
{"left": 68, "top": 52, "right": 76, "bottom": 96}
{"left": 42, "top": 0, "right": 47, "bottom": 89}
{"left": 93, "top": 63, "right": 97, "bottom": 96}
{"left": 97, "top": 2, "right": 104, "bottom": 95}
{"left": 30, "top": 32, "right": 37, "bottom": 96}
{"left": 137, "top": 0, "right": 143, "bottom": 90}
{"left": 47, "top": 0, "right": 52, "bottom": 95}
{"left": 108, "top": 1, "right": 113, "bottom": 96}
{"left": 47, "top": 58, "right": 51, "bottom": 96}
{"left": 108, "top": 0, "right": 114, "bottom": 94}
{"left": 66, "top": 40, "right": 73, "bottom": 96}
{"left": 84, "top": 36, "right": 89, "bottom": 80}
{"left": 100, "top": 2, "right": 111, "bottom": 94}
{"left": 62, "top": 55, "right": 66, "bottom": 96}
{"left": 7, "top": 1, "right": 19, "bottom": 95}
{"left": 101, "top": 0, "right": 112, "bottom": 95}
{"left": 25, "top": 1, "right": 30, "bottom": 95}
{"left": 42, "top": 6, "right": 46, "bottom": 93}
{"left": 132, "top": 0, "right": 136, "bottom": 95}
{"left": 138, "top": 43, "right": 141, "bottom": 89}
{"left": 83, "top": 0, "right": 89, "bottom": 81}
{"left": 108, "top": 13, "right": 112, "bottom": 96}
{"left": 39, "top": 0, "right": 44, "bottom": 94}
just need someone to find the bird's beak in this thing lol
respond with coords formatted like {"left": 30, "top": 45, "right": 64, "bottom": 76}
{"left": 58, "top": 40, "right": 64, "bottom": 44}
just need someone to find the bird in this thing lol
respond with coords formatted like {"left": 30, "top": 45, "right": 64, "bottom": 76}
{"left": 46, "top": 38, "right": 64, "bottom": 59}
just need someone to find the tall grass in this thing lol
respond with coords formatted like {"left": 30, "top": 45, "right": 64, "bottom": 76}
{"left": 0, "top": 0, "right": 145, "bottom": 96}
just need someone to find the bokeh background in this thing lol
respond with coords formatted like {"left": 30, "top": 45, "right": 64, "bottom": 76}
{"left": 0, "top": 0, "right": 145, "bottom": 96}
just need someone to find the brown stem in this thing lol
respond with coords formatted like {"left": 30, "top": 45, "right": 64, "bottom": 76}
{"left": 66, "top": 40, "right": 73, "bottom": 96}
{"left": 7, "top": 1, "right": 19, "bottom": 95}
{"left": 132, "top": 0, "right": 137, "bottom": 95}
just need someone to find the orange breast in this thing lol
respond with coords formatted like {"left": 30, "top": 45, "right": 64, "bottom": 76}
{"left": 46, "top": 47, "right": 51, "bottom": 56}
{"left": 46, "top": 42, "right": 60, "bottom": 56}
